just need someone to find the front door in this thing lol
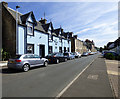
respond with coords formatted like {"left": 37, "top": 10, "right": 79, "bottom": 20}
{"left": 39, "top": 45, "right": 45, "bottom": 57}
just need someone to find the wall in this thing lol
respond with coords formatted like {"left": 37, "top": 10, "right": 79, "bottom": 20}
{"left": 49, "top": 36, "right": 71, "bottom": 53}
{"left": 2, "top": 4, "right": 16, "bottom": 57}
{"left": 27, "top": 30, "right": 48, "bottom": 56}
{"left": 75, "top": 39, "right": 83, "bottom": 54}
{"left": 18, "top": 25, "right": 25, "bottom": 55}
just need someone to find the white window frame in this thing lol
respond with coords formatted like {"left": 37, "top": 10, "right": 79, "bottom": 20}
{"left": 27, "top": 22, "right": 34, "bottom": 36}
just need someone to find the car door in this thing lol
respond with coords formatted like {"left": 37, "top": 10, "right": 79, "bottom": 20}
{"left": 24, "top": 55, "right": 36, "bottom": 67}
{"left": 34, "top": 55, "right": 43, "bottom": 66}
{"left": 60, "top": 53, "right": 64, "bottom": 61}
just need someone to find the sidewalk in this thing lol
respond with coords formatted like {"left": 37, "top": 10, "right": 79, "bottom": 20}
{"left": 59, "top": 56, "right": 114, "bottom": 98}
{"left": 105, "top": 59, "right": 119, "bottom": 99}
{"left": 0, "top": 61, "right": 7, "bottom": 67}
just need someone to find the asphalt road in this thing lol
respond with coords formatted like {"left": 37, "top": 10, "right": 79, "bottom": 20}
{"left": 2, "top": 54, "right": 98, "bottom": 97}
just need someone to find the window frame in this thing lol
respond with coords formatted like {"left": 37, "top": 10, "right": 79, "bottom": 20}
{"left": 27, "top": 21, "right": 34, "bottom": 36}
{"left": 27, "top": 44, "right": 34, "bottom": 54}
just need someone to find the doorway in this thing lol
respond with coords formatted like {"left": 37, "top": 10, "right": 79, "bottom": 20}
{"left": 39, "top": 45, "right": 45, "bottom": 57}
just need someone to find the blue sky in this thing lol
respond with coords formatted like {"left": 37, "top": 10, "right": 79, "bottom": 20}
{"left": 7, "top": 2, "right": 118, "bottom": 47}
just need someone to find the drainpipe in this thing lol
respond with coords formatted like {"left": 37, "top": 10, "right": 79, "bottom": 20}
{"left": 16, "top": 6, "right": 20, "bottom": 55}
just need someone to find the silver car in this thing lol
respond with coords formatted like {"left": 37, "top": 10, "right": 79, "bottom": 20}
{"left": 7, "top": 54, "right": 48, "bottom": 72}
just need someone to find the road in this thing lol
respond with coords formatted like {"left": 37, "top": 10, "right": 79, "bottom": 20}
{"left": 2, "top": 54, "right": 98, "bottom": 97}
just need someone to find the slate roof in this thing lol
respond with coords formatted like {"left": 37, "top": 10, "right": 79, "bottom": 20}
{"left": 20, "top": 11, "right": 37, "bottom": 25}
{"left": 4, "top": 5, "right": 46, "bottom": 33}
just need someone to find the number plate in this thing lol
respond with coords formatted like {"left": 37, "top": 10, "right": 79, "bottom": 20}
{"left": 10, "top": 61, "right": 14, "bottom": 63}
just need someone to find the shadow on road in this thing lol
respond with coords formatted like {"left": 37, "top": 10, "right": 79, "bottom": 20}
{"left": 1, "top": 66, "right": 46, "bottom": 74}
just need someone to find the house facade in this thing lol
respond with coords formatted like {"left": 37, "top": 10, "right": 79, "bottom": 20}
{"left": 70, "top": 35, "right": 88, "bottom": 54}
{"left": 107, "top": 37, "right": 120, "bottom": 55}
{"left": 2, "top": 2, "right": 71, "bottom": 58}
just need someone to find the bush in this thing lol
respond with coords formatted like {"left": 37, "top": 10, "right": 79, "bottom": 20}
{"left": 1, "top": 49, "right": 11, "bottom": 61}
{"left": 117, "top": 55, "right": 120, "bottom": 60}
{"left": 105, "top": 53, "right": 115, "bottom": 60}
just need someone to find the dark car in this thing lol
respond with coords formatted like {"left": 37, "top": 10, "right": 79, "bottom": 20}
{"left": 63, "top": 52, "right": 75, "bottom": 60}
{"left": 45, "top": 52, "right": 67, "bottom": 64}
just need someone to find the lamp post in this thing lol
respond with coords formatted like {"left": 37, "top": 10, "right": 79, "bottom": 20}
{"left": 16, "top": 5, "right": 20, "bottom": 54}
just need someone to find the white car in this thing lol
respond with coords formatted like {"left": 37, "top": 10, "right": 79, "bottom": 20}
{"left": 74, "top": 52, "right": 81, "bottom": 58}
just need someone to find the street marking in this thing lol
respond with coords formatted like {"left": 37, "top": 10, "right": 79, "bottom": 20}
{"left": 87, "top": 74, "right": 98, "bottom": 80}
{"left": 55, "top": 56, "right": 98, "bottom": 99}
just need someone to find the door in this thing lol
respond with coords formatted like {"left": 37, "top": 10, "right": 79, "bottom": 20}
{"left": 39, "top": 45, "right": 45, "bottom": 57}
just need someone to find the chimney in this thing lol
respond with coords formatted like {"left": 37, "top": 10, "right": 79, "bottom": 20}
{"left": 2, "top": 1, "right": 8, "bottom": 7}
{"left": 74, "top": 35, "right": 77, "bottom": 39}
{"left": 39, "top": 18, "right": 47, "bottom": 24}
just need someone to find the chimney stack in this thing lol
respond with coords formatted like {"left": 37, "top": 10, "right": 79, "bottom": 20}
{"left": 39, "top": 18, "right": 47, "bottom": 25}
{"left": 73, "top": 35, "right": 77, "bottom": 39}
{"left": 2, "top": 1, "right": 8, "bottom": 7}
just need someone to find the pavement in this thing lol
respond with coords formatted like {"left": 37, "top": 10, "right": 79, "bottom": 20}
{"left": 105, "top": 59, "right": 120, "bottom": 99}
{"left": 0, "top": 61, "right": 7, "bottom": 67}
{"left": 59, "top": 56, "right": 114, "bottom": 98}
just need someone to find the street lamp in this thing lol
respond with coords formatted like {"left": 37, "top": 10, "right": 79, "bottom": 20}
{"left": 16, "top": 5, "right": 20, "bottom": 54}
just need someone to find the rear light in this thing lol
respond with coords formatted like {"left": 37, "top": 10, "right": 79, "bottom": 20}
{"left": 53, "top": 56, "right": 56, "bottom": 57}
{"left": 15, "top": 60, "right": 21, "bottom": 62}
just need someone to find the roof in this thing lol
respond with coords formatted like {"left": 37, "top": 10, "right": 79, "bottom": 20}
{"left": 3, "top": 4, "right": 47, "bottom": 33}
{"left": 20, "top": 11, "right": 37, "bottom": 25}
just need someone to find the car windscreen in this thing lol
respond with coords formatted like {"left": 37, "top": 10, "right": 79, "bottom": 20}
{"left": 11, "top": 55, "right": 21, "bottom": 59}
{"left": 63, "top": 53, "right": 68, "bottom": 55}
{"left": 48, "top": 53, "right": 58, "bottom": 56}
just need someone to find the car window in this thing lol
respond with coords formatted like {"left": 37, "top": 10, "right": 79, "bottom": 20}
{"left": 24, "top": 55, "right": 34, "bottom": 59}
{"left": 34, "top": 55, "right": 40, "bottom": 58}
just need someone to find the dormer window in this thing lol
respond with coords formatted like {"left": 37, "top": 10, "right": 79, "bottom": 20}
{"left": 27, "top": 22, "right": 34, "bottom": 36}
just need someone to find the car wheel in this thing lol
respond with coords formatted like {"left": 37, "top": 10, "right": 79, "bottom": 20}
{"left": 65, "top": 58, "right": 67, "bottom": 62}
{"left": 56, "top": 59, "right": 59, "bottom": 64}
{"left": 44, "top": 61, "right": 48, "bottom": 67}
{"left": 23, "top": 64, "right": 30, "bottom": 72}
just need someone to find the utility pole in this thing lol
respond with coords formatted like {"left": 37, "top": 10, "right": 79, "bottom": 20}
{"left": 16, "top": 5, "right": 20, "bottom": 54}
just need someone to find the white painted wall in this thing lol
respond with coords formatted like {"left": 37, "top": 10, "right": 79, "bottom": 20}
{"left": 27, "top": 30, "right": 48, "bottom": 56}
{"left": 18, "top": 26, "right": 25, "bottom": 55}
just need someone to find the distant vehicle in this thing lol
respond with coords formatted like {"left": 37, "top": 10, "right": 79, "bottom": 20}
{"left": 7, "top": 54, "right": 48, "bottom": 72}
{"left": 89, "top": 52, "right": 95, "bottom": 55}
{"left": 63, "top": 52, "right": 75, "bottom": 60}
{"left": 103, "top": 51, "right": 118, "bottom": 58}
{"left": 82, "top": 52, "right": 88, "bottom": 56}
{"left": 45, "top": 52, "right": 67, "bottom": 64}
{"left": 74, "top": 52, "right": 81, "bottom": 58}
{"left": 102, "top": 50, "right": 108, "bottom": 56}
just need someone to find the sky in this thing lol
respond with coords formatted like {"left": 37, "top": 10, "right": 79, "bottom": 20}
{"left": 7, "top": 1, "right": 118, "bottom": 47}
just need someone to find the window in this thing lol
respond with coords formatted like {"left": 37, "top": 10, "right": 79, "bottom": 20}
{"left": 49, "top": 33, "right": 52, "bottom": 40}
{"left": 49, "top": 46, "right": 53, "bottom": 54}
{"left": 27, "top": 44, "right": 34, "bottom": 54}
{"left": 64, "top": 47, "right": 66, "bottom": 52}
{"left": 59, "top": 47, "right": 62, "bottom": 53}
{"left": 27, "top": 22, "right": 33, "bottom": 36}
{"left": 68, "top": 47, "right": 69, "bottom": 52}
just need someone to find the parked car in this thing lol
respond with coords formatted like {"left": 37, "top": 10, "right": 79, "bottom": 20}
{"left": 7, "top": 54, "right": 48, "bottom": 72}
{"left": 74, "top": 52, "right": 81, "bottom": 58}
{"left": 89, "top": 52, "right": 95, "bottom": 55}
{"left": 63, "top": 52, "right": 75, "bottom": 60}
{"left": 45, "top": 52, "right": 67, "bottom": 64}
{"left": 103, "top": 51, "right": 118, "bottom": 58}
{"left": 102, "top": 50, "right": 108, "bottom": 56}
{"left": 82, "top": 52, "right": 88, "bottom": 56}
